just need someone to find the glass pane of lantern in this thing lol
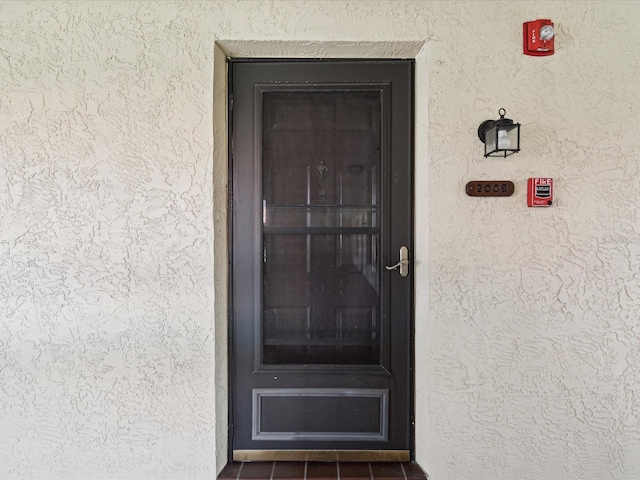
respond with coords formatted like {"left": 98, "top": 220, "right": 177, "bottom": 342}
{"left": 484, "top": 125, "right": 497, "bottom": 155}
{"left": 501, "top": 125, "right": 519, "bottom": 152}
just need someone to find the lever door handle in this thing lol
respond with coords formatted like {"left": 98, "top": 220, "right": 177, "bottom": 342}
{"left": 385, "top": 246, "right": 409, "bottom": 277}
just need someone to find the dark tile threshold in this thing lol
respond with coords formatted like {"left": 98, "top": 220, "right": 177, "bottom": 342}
{"left": 218, "top": 461, "right": 427, "bottom": 480}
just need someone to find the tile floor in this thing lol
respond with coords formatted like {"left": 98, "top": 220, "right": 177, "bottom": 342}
{"left": 217, "top": 461, "right": 427, "bottom": 480}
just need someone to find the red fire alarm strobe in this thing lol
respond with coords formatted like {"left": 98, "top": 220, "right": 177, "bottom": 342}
{"left": 523, "top": 19, "right": 555, "bottom": 56}
{"left": 528, "top": 178, "right": 553, "bottom": 207}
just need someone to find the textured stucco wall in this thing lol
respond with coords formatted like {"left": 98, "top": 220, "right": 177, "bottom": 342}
{"left": 1, "top": 1, "right": 639, "bottom": 479}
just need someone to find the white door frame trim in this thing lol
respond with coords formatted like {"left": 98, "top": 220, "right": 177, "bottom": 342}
{"left": 211, "top": 39, "right": 429, "bottom": 474}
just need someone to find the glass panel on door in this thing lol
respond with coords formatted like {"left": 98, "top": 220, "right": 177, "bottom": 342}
{"left": 262, "top": 91, "right": 381, "bottom": 366}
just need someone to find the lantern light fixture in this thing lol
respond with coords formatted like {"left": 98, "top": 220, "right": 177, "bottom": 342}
{"left": 477, "top": 108, "right": 521, "bottom": 158}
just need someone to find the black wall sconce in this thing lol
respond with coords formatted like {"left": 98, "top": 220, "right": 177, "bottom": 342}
{"left": 477, "top": 108, "right": 521, "bottom": 157}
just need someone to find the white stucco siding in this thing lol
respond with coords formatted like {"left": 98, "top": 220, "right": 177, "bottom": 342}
{"left": 1, "top": 1, "right": 639, "bottom": 479}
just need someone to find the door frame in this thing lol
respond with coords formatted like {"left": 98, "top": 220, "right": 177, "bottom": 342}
{"left": 211, "top": 40, "right": 429, "bottom": 473}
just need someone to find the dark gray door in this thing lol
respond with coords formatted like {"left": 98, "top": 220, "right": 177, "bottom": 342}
{"left": 230, "top": 60, "right": 413, "bottom": 457}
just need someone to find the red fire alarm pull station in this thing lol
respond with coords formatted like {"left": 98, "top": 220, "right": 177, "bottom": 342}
{"left": 523, "top": 19, "right": 555, "bottom": 56}
{"left": 528, "top": 178, "right": 553, "bottom": 207}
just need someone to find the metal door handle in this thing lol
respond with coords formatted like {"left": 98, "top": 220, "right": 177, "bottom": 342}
{"left": 385, "top": 246, "right": 409, "bottom": 277}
